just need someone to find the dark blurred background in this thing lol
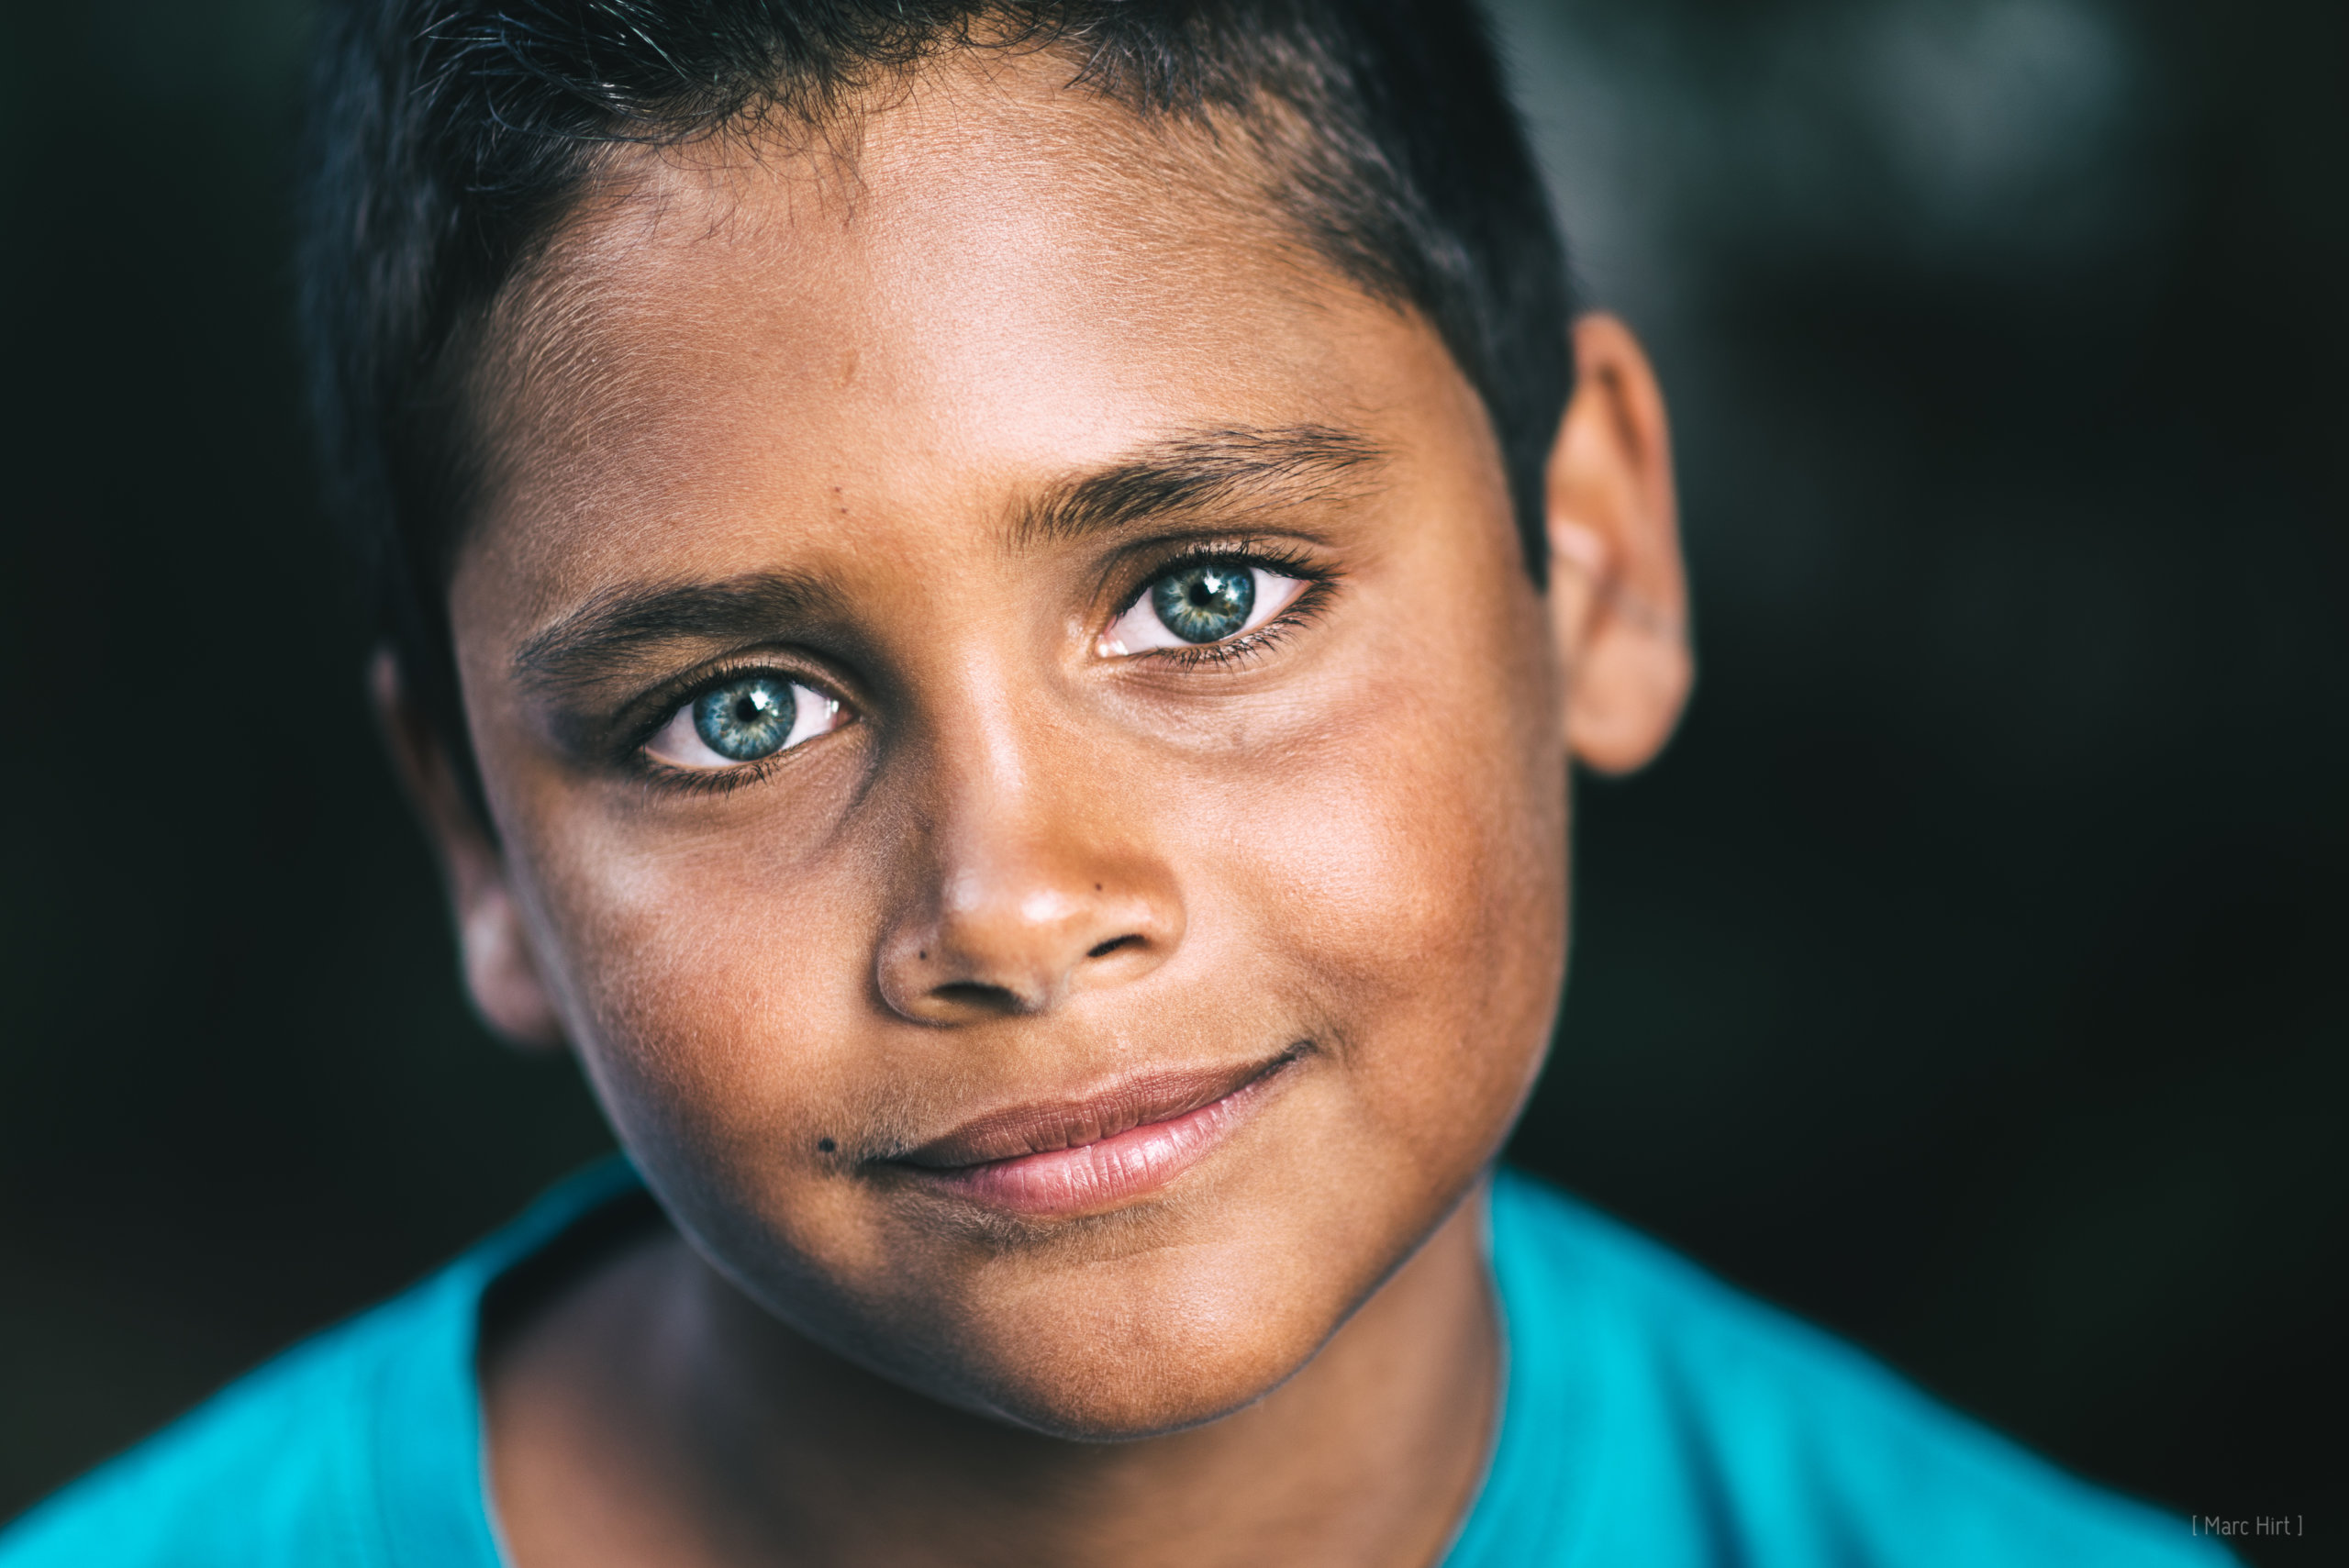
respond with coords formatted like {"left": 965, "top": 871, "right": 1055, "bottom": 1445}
{"left": 1, "top": 0, "right": 2340, "bottom": 1556}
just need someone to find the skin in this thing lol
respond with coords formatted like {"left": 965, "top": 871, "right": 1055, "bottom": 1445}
{"left": 384, "top": 52, "right": 1689, "bottom": 1568}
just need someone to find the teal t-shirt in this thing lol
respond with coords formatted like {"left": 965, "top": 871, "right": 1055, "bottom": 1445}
{"left": 1, "top": 1163, "right": 2227, "bottom": 1567}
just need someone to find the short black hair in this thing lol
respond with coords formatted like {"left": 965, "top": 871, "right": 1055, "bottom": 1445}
{"left": 298, "top": 0, "right": 1572, "bottom": 753}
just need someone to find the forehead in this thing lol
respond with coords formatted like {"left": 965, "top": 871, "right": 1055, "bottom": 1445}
{"left": 460, "top": 54, "right": 1461, "bottom": 611}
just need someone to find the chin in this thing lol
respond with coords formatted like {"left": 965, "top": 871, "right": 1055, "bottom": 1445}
{"left": 939, "top": 1321, "right": 1321, "bottom": 1443}
{"left": 805, "top": 1224, "right": 1370, "bottom": 1444}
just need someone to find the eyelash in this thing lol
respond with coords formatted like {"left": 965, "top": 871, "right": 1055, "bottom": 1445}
{"left": 621, "top": 543, "right": 1338, "bottom": 795}
{"left": 1113, "top": 540, "right": 1338, "bottom": 671}
{"left": 641, "top": 750, "right": 796, "bottom": 797}
{"left": 626, "top": 661, "right": 846, "bottom": 796}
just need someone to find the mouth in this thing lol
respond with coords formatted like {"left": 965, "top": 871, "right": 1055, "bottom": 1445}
{"left": 883, "top": 1045, "right": 1308, "bottom": 1218}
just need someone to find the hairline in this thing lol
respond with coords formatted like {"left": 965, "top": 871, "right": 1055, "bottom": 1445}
{"left": 445, "top": 49, "right": 1451, "bottom": 582}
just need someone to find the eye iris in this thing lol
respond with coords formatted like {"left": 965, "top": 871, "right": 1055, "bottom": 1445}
{"left": 692, "top": 676, "right": 796, "bottom": 762}
{"left": 1151, "top": 563, "right": 1254, "bottom": 644}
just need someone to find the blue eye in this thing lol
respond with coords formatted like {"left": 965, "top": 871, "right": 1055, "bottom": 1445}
{"left": 1151, "top": 562, "right": 1255, "bottom": 643}
{"left": 1098, "top": 560, "right": 1312, "bottom": 659}
{"left": 646, "top": 672, "right": 848, "bottom": 773}
{"left": 693, "top": 676, "right": 797, "bottom": 761}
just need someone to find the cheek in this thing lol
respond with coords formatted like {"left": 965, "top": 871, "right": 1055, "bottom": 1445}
{"left": 509, "top": 802, "right": 880, "bottom": 1167}
{"left": 1205, "top": 583, "right": 1569, "bottom": 1165}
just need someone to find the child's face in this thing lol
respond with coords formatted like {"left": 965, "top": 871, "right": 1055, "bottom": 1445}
{"left": 421, "top": 63, "right": 1678, "bottom": 1438}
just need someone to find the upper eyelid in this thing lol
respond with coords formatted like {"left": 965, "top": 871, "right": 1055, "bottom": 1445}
{"left": 1109, "top": 539, "right": 1331, "bottom": 612}
{"left": 620, "top": 657, "right": 847, "bottom": 752}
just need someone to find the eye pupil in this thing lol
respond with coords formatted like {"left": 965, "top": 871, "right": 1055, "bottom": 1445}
{"left": 694, "top": 676, "right": 797, "bottom": 762}
{"left": 1152, "top": 563, "right": 1254, "bottom": 644}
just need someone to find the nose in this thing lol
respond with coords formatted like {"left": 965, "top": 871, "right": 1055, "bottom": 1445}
{"left": 875, "top": 735, "right": 1184, "bottom": 1025}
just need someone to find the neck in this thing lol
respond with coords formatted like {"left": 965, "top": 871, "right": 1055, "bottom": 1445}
{"left": 485, "top": 1181, "right": 1501, "bottom": 1568}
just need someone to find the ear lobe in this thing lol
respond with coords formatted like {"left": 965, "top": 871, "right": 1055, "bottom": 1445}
{"left": 1545, "top": 314, "right": 1694, "bottom": 775}
{"left": 370, "top": 650, "right": 567, "bottom": 1051}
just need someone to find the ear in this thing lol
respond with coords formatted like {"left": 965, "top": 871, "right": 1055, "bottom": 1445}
{"left": 370, "top": 650, "right": 567, "bottom": 1050}
{"left": 1545, "top": 314, "right": 1694, "bottom": 774}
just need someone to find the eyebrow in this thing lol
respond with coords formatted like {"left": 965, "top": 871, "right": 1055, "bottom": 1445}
{"left": 510, "top": 424, "right": 1388, "bottom": 692}
{"left": 1008, "top": 424, "right": 1389, "bottom": 550}
{"left": 514, "top": 572, "right": 837, "bottom": 695}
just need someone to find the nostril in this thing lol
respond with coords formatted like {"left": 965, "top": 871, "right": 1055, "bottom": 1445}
{"left": 1086, "top": 935, "right": 1142, "bottom": 960}
{"left": 933, "top": 981, "right": 1017, "bottom": 1008}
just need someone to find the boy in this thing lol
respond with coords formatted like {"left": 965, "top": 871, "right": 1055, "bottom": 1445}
{"left": 1, "top": 2, "right": 2230, "bottom": 1563}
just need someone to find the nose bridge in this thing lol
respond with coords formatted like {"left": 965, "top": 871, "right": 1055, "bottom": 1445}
{"left": 877, "top": 670, "right": 1180, "bottom": 1022}
{"left": 938, "top": 713, "right": 1097, "bottom": 919}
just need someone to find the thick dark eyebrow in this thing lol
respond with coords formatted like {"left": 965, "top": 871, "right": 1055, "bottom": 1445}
{"left": 512, "top": 426, "right": 1386, "bottom": 692}
{"left": 513, "top": 572, "right": 836, "bottom": 695}
{"left": 1009, "top": 424, "right": 1388, "bottom": 550}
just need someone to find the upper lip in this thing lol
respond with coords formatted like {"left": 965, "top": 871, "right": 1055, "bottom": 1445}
{"left": 891, "top": 1046, "right": 1305, "bottom": 1170}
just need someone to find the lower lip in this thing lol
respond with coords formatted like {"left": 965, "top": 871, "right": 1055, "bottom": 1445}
{"left": 907, "top": 1070, "right": 1286, "bottom": 1218}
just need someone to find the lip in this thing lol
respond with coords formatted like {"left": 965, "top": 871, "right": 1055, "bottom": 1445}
{"left": 885, "top": 1047, "right": 1305, "bottom": 1218}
